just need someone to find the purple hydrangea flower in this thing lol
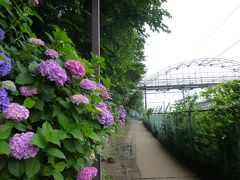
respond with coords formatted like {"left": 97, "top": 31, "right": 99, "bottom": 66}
{"left": 116, "top": 105, "right": 127, "bottom": 125}
{"left": 96, "top": 102, "right": 107, "bottom": 109}
{"left": 38, "top": 60, "right": 67, "bottom": 86}
{"left": 9, "top": 132, "right": 39, "bottom": 160}
{"left": 96, "top": 102, "right": 114, "bottom": 125}
{"left": 70, "top": 94, "right": 89, "bottom": 105}
{"left": 79, "top": 79, "right": 96, "bottom": 91}
{"left": 76, "top": 167, "right": 98, "bottom": 180}
{"left": 0, "top": 28, "right": 5, "bottom": 41}
{"left": 45, "top": 49, "right": 59, "bottom": 58}
{"left": 64, "top": 59, "right": 85, "bottom": 78}
{"left": 97, "top": 83, "right": 110, "bottom": 100}
{"left": 0, "top": 87, "right": 9, "bottom": 112}
{"left": 0, "top": 53, "right": 11, "bottom": 78}
{"left": 29, "top": 37, "right": 45, "bottom": 46}
{"left": 1, "top": 80, "right": 16, "bottom": 91}
{"left": 3, "top": 103, "right": 29, "bottom": 122}
{"left": 20, "top": 86, "right": 38, "bottom": 96}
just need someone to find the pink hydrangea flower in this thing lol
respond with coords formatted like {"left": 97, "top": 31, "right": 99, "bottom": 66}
{"left": 38, "top": 60, "right": 67, "bottom": 86}
{"left": 3, "top": 103, "right": 29, "bottom": 122}
{"left": 70, "top": 94, "right": 89, "bottom": 105}
{"left": 45, "top": 49, "right": 59, "bottom": 58}
{"left": 34, "top": 0, "right": 39, "bottom": 6}
{"left": 79, "top": 79, "right": 96, "bottom": 91}
{"left": 20, "top": 86, "right": 38, "bottom": 96}
{"left": 97, "top": 83, "right": 110, "bottom": 100}
{"left": 64, "top": 59, "right": 85, "bottom": 78}
{"left": 76, "top": 167, "right": 98, "bottom": 180}
{"left": 9, "top": 132, "right": 39, "bottom": 160}
{"left": 29, "top": 38, "right": 45, "bottom": 46}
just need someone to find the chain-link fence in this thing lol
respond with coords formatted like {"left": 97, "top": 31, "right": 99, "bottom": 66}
{"left": 143, "top": 107, "right": 240, "bottom": 180}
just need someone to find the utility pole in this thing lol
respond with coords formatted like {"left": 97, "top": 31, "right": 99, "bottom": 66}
{"left": 92, "top": 0, "right": 101, "bottom": 180}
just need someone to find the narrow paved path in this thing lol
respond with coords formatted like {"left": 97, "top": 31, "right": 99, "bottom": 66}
{"left": 126, "top": 119, "right": 201, "bottom": 180}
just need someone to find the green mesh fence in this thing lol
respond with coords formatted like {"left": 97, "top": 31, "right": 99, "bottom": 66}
{"left": 143, "top": 109, "right": 240, "bottom": 180}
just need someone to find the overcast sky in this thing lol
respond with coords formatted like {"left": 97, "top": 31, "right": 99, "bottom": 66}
{"left": 144, "top": 0, "right": 240, "bottom": 108}
{"left": 144, "top": 0, "right": 240, "bottom": 76}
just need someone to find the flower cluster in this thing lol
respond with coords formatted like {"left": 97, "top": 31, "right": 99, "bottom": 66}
{"left": 71, "top": 94, "right": 89, "bottom": 105}
{"left": 97, "top": 83, "right": 110, "bottom": 100}
{"left": 97, "top": 102, "right": 114, "bottom": 125}
{"left": 80, "top": 79, "right": 96, "bottom": 91}
{"left": 64, "top": 59, "right": 85, "bottom": 78}
{"left": 0, "top": 53, "right": 11, "bottom": 78}
{"left": 29, "top": 37, "right": 45, "bottom": 46}
{"left": 3, "top": 103, "right": 29, "bottom": 122}
{"left": 9, "top": 132, "right": 39, "bottom": 160}
{"left": 45, "top": 49, "right": 59, "bottom": 58}
{"left": 38, "top": 60, "right": 67, "bottom": 86}
{"left": 1, "top": 80, "right": 16, "bottom": 91}
{"left": 76, "top": 166, "right": 97, "bottom": 180}
{"left": 116, "top": 105, "right": 127, "bottom": 125}
{"left": 0, "top": 28, "right": 5, "bottom": 41}
{"left": 20, "top": 86, "right": 38, "bottom": 96}
{"left": 0, "top": 87, "right": 9, "bottom": 112}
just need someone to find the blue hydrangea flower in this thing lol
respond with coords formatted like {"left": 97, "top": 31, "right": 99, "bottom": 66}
{"left": 0, "top": 28, "right": 5, "bottom": 41}
{"left": 0, "top": 87, "right": 9, "bottom": 112}
{"left": 0, "top": 53, "right": 11, "bottom": 78}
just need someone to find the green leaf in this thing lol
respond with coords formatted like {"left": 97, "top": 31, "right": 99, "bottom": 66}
{"left": 32, "top": 133, "right": 47, "bottom": 148}
{"left": 57, "top": 114, "right": 74, "bottom": 131}
{"left": 16, "top": 72, "right": 34, "bottom": 85}
{"left": 53, "top": 162, "right": 66, "bottom": 172}
{"left": 47, "top": 148, "right": 66, "bottom": 159}
{"left": 69, "top": 128, "right": 84, "bottom": 141}
{"left": 53, "top": 171, "right": 63, "bottom": 180}
{"left": 24, "top": 97, "right": 36, "bottom": 108}
{"left": 0, "top": 124, "right": 12, "bottom": 140}
{"left": 56, "top": 97, "right": 71, "bottom": 109}
{"left": 35, "top": 99, "right": 44, "bottom": 111}
{"left": 8, "top": 160, "right": 25, "bottom": 177}
{"left": 63, "top": 140, "right": 75, "bottom": 153}
{"left": 41, "top": 81, "right": 55, "bottom": 95}
{"left": 0, "top": 156, "right": 7, "bottom": 170}
{"left": 82, "top": 123, "right": 100, "bottom": 141}
{"left": 25, "top": 158, "right": 40, "bottom": 178}
{"left": 0, "top": 141, "right": 10, "bottom": 155}
{"left": 28, "top": 61, "right": 38, "bottom": 73}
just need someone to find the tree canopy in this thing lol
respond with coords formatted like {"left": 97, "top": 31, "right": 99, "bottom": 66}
{"left": 33, "top": 0, "right": 171, "bottom": 110}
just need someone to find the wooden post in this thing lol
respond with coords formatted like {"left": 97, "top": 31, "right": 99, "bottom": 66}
{"left": 92, "top": 0, "right": 101, "bottom": 180}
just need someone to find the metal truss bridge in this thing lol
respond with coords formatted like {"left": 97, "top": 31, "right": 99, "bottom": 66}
{"left": 140, "top": 58, "right": 240, "bottom": 91}
{"left": 139, "top": 58, "right": 240, "bottom": 110}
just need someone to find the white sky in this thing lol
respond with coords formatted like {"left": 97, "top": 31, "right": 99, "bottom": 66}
{"left": 144, "top": 0, "right": 240, "bottom": 76}
{"left": 144, "top": 0, "right": 240, "bottom": 109}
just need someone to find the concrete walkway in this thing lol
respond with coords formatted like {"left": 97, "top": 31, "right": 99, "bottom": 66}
{"left": 126, "top": 119, "right": 201, "bottom": 180}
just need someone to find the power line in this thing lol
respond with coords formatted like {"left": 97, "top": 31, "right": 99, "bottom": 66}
{"left": 192, "top": 3, "right": 240, "bottom": 55}
{"left": 215, "top": 38, "right": 240, "bottom": 58}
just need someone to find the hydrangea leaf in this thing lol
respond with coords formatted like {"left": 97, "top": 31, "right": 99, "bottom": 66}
{"left": 47, "top": 148, "right": 66, "bottom": 159}
{"left": 25, "top": 158, "right": 40, "bottom": 178}
{"left": 15, "top": 72, "right": 34, "bottom": 85}
{"left": 8, "top": 160, "right": 25, "bottom": 177}
{"left": 0, "top": 124, "right": 12, "bottom": 140}
{"left": 23, "top": 97, "right": 36, "bottom": 108}
{"left": 0, "top": 140, "right": 10, "bottom": 155}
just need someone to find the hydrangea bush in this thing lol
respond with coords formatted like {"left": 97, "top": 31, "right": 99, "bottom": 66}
{"left": 0, "top": 1, "right": 126, "bottom": 179}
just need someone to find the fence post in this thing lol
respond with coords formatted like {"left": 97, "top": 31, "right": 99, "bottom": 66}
{"left": 92, "top": 0, "right": 101, "bottom": 179}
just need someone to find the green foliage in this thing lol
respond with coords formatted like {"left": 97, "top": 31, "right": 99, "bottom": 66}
{"left": 0, "top": 1, "right": 125, "bottom": 179}
{"left": 144, "top": 80, "right": 240, "bottom": 179}
{"left": 30, "top": 0, "right": 171, "bottom": 111}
